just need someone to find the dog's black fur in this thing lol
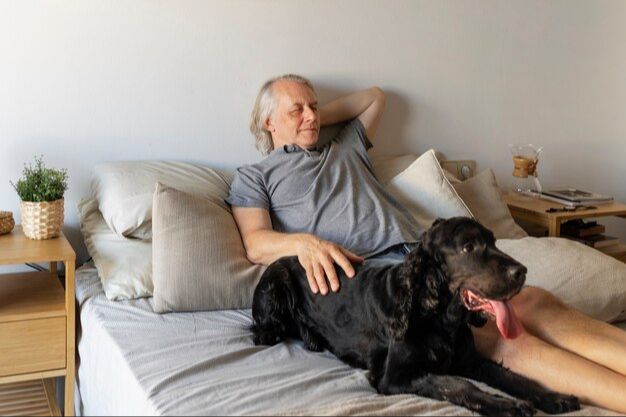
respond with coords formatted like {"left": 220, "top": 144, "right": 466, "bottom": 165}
{"left": 251, "top": 217, "right": 581, "bottom": 416}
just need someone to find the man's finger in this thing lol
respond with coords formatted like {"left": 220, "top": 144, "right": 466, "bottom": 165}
{"left": 341, "top": 247, "right": 365, "bottom": 263}
{"left": 304, "top": 264, "right": 318, "bottom": 294}
{"left": 320, "top": 256, "right": 340, "bottom": 292}
{"left": 331, "top": 250, "right": 357, "bottom": 279}
{"left": 312, "top": 262, "right": 328, "bottom": 295}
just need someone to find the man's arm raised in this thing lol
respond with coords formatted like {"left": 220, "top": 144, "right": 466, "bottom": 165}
{"left": 231, "top": 206, "right": 364, "bottom": 295}
{"left": 319, "top": 87, "right": 386, "bottom": 141}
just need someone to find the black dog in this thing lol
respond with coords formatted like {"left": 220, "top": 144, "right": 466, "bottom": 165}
{"left": 252, "top": 217, "right": 580, "bottom": 416}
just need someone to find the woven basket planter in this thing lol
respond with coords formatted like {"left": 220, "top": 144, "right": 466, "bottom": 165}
{"left": 20, "top": 198, "right": 64, "bottom": 240}
{"left": 0, "top": 211, "right": 15, "bottom": 235}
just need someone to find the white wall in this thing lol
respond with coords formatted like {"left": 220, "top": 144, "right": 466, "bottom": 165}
{"left": 2, "top": 0, "right": 626, "bottom": 268}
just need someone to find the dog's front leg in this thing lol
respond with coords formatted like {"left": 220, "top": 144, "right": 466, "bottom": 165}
{"left": 457, "top": 354, "right": 580, "bottom": 414}
{"left": 385, "top": 373, "right": 535, "bottom": 417}
{"left": 376, "top": 342, "right": 535, "bottom": 417}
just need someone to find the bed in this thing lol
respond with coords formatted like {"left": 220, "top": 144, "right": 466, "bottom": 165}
{"left": 74, "top": 153, "right": 626, "bottom": 416}
{"left": 74, "top": 262, "right": 625, "bottom": 416}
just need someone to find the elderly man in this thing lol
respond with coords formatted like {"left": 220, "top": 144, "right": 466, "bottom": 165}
{"left": 226, "top": 74, "right": 626, "bottom": 413}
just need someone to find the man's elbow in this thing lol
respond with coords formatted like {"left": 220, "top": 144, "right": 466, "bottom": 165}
{"left": 242, "top": 241, "right": 264, "bottom": 265}
{"left": 371, "top": 86, "right": 386, "bottom": 104}
{"left": 243, "top": 246, "right": 260, "bottom": 264}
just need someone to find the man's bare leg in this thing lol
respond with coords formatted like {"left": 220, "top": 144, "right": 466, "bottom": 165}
{"left": 512, "top": 286, "right": 626, "bottom": 376}
{"left": 473, "top": 322, "right": 626, "bottom": 413}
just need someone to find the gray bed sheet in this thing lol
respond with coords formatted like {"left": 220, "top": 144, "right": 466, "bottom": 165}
{"left": 74, "top": 263, "right": 621, "bottom": 416}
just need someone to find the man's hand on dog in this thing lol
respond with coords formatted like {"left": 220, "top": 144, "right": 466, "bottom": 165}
{"left": 295, "top": 235, "right": 364, "bottom": 295}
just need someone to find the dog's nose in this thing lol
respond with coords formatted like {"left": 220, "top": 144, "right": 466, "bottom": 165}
{"left": 508, "top": 265, "right": 527, "bottom": 283}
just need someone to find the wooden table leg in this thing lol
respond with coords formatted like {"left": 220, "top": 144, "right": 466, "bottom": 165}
{"left": 548, "top": 218, "right": 561, "bottom": 237}
{"left": 64, "top": 260, "right": 75, "bottom": 416}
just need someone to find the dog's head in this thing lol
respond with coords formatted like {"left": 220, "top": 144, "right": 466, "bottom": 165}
{"left": 420, "top": 217, "right": 527, "bottom": 339}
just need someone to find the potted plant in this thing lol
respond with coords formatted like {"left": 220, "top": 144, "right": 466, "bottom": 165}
{"left": 10, "top": 156, "right": 69, "bottom": 240}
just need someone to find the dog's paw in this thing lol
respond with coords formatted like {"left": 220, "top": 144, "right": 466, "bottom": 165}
{"left": 254, "top": 332, "right": 282, "bottom": 346}
{"left": 506, "top": 400, "right": 535, "bottom": 417}
{"left": 485, "top": 399, "right": 535, "bottom": 417}
{"left": 532, "top": 392, "right": 580, "bottom": 414}
{"left": 304, "top": 340, "right": 323, "bottom": 352}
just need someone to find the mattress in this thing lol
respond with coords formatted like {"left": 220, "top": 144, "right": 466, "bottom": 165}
{"left": 74, "top": 263, "right": 622, "bottom": 416}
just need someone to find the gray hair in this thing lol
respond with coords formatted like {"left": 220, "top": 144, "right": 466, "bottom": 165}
{"left": 250, "top": 74, "right": 315, "bottom": 155}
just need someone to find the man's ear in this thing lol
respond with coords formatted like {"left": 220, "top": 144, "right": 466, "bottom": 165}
{"left": 264, "top": 117, "right": 275, "bottom": 133}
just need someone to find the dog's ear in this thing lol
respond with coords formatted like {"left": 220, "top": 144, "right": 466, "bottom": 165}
{"left": 389, "top": 246, "right": 425, "bottom": 340}
{"left": 431, "top": 217, "right": 445, "bottom": 228}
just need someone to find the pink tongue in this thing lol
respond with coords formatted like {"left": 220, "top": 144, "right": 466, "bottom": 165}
{"left": 488, "top": 299, "right": 524, "bottom": 339}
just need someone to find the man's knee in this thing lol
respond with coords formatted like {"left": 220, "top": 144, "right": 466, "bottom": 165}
{"left": 512, "top": 286, "right": 568, "bottom": 318}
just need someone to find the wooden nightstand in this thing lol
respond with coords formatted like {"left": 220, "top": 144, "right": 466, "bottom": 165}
{"left": 502, "top": 191, "right": 626, "bottom": 262}
{"left": 0, "top": 226, "right": 76, "bottom": 416}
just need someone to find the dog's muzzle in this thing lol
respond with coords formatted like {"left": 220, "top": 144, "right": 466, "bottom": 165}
{"left": 461, "top": 288, "right": 525, "bottom": 339}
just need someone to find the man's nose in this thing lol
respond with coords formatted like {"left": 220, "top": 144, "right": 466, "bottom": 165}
{"left": 303, "top": 106, "right": 316, "bottom": 122}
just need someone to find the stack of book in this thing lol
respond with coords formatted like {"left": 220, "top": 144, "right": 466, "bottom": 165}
{"left": 560, "top": 219, "right": 624, "bottom": 257}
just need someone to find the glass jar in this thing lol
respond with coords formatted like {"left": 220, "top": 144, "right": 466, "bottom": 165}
{"left": 509, "top": 144, "right": 543, "bottom": 195}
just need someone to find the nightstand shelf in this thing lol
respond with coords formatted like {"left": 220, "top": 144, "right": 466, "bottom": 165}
{"left": 0, "top": 227, "right": 75, "bottom": 416}
{"left": 0, "top": 379, "right": 60, "bottom": 416}
{"left": 598, "top": 243, "right": 626, "bottom": 262}
{"left": 503, "top": 192, "right": 626, "bottom": 263}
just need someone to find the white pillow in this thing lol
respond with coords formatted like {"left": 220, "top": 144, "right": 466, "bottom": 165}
{"left": 386, "top": 149, "right": 473, "bottom": 230}
{"left": 91, "top": 161, "right": 234, "bottom": 240}
{"left": 78, "top": 197, "right": 153, "bottom": 300}
{"left": 497, "top": 237, "right": 626, "bottom": 322}
{"left": 451, "top": 169, "right": 527, "bottom": 239}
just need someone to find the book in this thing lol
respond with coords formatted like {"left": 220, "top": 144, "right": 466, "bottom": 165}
{"left": 522, "top": 190, "right": 613, "bottom": 207}
{"left": 565, "top": 234, "right": 620, "bottom": 249}
{"left": 541, "top": 188, "right": 614, "bottom": 204}
{"left": 561, "top": 220, "right": 606, "bottom": 237}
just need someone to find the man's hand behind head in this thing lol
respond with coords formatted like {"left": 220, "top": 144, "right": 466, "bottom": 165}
{"left": 295, "top": 235, "right": 365, "bottom": 295}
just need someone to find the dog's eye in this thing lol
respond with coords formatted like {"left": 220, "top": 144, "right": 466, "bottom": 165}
{"left": 462, "top": 243, "right": 474, "bottom": 253}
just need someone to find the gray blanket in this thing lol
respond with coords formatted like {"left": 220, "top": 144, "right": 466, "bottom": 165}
{"left": 74, "top": 263, "right": 619, "bottom": 416}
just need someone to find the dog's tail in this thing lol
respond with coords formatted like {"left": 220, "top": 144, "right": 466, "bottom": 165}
{"left": 251, "top": 263, "right": 297, "bottom": 346}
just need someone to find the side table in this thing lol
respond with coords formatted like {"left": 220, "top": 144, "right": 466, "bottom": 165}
{"left": 502, "top": 192, "right": 626, "bottom": 262}
{"left": 0, "top": 226, "right": 76, "bottom": 416}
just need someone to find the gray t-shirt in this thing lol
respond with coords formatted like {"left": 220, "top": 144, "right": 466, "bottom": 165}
{"left": 225, "top": 119, "right": 420, "bottom": 258}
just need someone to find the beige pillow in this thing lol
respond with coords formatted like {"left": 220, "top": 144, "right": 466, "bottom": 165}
{"left": 91, "top": 161, "right": 234, "bottom": 240}
{"left": 497, "top": 237, "right": 626, "bottom": 322}
{"left": 78, "top": 198, "right": 153, "bottom": 300}
{"left": 152, "top": 182, "right": 266, "bottom": 313}
{"left": 386, "top": 149, "right": 473, "bottom": 230}
{"left": 451, "top": 169, "right": 527, "bottom": 239}
{"left": 371, "top": 154, "right": 418, "bottom": 185}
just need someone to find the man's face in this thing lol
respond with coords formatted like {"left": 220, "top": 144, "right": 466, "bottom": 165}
{"left": 266, "top": 80, "right": 320, "bottom": 150}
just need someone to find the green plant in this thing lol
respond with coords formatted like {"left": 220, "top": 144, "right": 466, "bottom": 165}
{"left": 10, "top": 156, "right": 69, "bottom": 202}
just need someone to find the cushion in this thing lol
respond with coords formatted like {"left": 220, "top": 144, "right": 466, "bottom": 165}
{"left": 152, "top": 182, "right": 266, "bottom": 313}
{"left": 78, "top": 197, "right": 153, "bottom": 300}
{"left": 497, "top": 237, "right": 626, "bottom": 323}
{"left": 370, "top": 154, "right": 418, "bottom": 185}
{"left": 450, "top": 169, "right": 527, "bottom": 239}
{"left": 386, "top": 149, "right": 473, "bottom": 230}
{"left": 91, "top": 161, "right": 234, "bottom": 240}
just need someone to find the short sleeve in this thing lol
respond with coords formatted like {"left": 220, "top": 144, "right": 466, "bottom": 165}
{"left": 332, "top": 118, "right": 373, "bottom": 153}
{"left": 224, "top": 165, "right": 270, "bottom": 210}
{"left": 352, "top": 118, "right": 373, "bottom": 151}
